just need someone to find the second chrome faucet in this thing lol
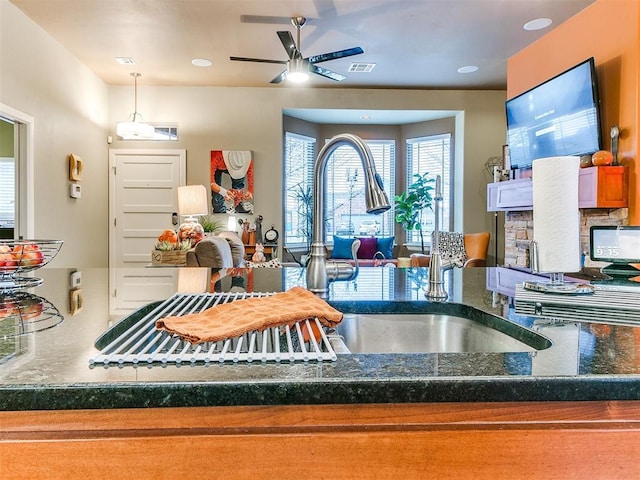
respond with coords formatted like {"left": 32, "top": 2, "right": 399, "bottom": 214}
{"left": 425, "top": 175, "right": 448, "bottom": 301}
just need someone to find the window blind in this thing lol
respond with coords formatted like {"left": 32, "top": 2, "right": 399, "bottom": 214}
{"left": 283, "top": 132, "right": 315, "bottom": 247}
{"left": 0, "top": 158, "right": 15, "bottom": 227}
{"left": 406, "top": 134, "right": 452, "bottom": 244}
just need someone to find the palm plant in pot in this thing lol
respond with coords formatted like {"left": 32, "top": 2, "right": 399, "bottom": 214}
{"left": 287, "top": 184, "right": 313, "bottom": 266}
{"left": 394, "top": 172, "right": 435, "bottom": 254}
{"left": 198, "top": 215, "right": 224, "bottom": 236}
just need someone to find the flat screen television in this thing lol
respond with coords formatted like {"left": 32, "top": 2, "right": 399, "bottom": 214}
{"left": 505, "top": 57, "right": 602, "bottom": 170}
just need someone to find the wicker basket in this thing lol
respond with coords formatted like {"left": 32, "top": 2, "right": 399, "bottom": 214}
{"left": 151, "top": 250, "right": 187, "bottom": 266}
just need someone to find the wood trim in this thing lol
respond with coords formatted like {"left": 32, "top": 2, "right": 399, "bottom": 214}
{"left": 2, "top": 402, "right": 640, "bottom": 479}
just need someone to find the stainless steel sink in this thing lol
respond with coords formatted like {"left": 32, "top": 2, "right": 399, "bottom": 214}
{"left": 327, "top": 301, "right": 551, "bottom": 354}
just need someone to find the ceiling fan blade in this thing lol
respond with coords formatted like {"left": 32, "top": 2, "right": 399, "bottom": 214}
{"left": 309, "top": 64, "right": 346, "bottom": 82}
{"left": 277, "top": 31, "right": 300, "bottom": 59}
{"left": 270, "top": 70, "right": 288, "bottom": 84}
{"left": 230, "top": 56, "right": 287, "bottom": 64}
{"left": 307, "top": 47, "right": 364, "bottom": 64}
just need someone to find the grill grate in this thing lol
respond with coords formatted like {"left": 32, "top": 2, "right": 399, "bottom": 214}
{"left": 90, "top": 292, "right": 337, "bottom": 366}
{"left": 515, "top": 284, "right": 640, "bottom": 325}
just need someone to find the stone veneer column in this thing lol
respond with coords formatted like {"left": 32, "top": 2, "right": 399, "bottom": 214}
{"left": 503, "top": 209, "right": 628, "bottom": 268}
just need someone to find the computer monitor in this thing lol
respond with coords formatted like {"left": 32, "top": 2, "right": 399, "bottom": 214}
{"left": 589, "top": 226, "right": 640, "bottom": 277}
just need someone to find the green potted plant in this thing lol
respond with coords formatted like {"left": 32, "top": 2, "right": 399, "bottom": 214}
{"left": 198, "top": 215, "right": 224, "bottom": 236}
{"left": 394, "top": 172, "right": 435, "bottom": 254}
{"left": 285, "top": 184, "right": 313, "bottom": 266}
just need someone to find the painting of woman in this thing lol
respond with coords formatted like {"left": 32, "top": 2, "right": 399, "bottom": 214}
{"left": 210, "top": 150, "right": 254, "bottom": 213}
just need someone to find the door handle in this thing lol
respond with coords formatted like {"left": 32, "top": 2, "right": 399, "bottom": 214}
{"left": 172, "top": 212, "right": 178, "bottom": 226}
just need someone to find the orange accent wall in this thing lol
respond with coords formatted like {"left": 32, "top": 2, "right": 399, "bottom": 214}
{"left": 507, "top": 0, "right": 639, "bottom": 224}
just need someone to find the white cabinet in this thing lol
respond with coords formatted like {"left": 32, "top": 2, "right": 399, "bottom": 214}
{"left": 487, "top": 166, "right": 628, "bottom": 212}
{"left": 487, "top": 178, "right": 532, "bottom": 212}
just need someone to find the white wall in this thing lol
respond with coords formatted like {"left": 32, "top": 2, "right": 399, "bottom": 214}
{"left": 1, "top": 1, "right": 109, "bottom": 267}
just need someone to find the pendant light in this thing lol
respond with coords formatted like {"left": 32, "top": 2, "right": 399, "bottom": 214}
{"left": 116, "top": 72, "right": 155, "bottom": 139}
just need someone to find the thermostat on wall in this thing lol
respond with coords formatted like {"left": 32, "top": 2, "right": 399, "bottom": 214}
{"left": 69, "top": 270, "right": 82, "bottom": 288}
{"left": 70, "top": 183, "right": 81, "bottom": 199}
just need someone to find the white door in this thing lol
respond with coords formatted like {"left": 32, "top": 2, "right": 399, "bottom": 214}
{"left": 0, "top": 103, "right": 35, "bottom": 240}
{"left": 109, "top": 149, "right": 186, "bottom": 314}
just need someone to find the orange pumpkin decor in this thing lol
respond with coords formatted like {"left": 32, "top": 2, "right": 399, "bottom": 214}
{"left": 157, "top": 229, "right": 179, "bottom": 245}
{"left": 591, "top": 150, "right": 614, "bottom": 166}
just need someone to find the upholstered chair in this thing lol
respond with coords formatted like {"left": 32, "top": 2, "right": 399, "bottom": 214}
{"left": 186, "top": 231, "right": 245, "bottom": 268}
{"left": 462, "top": 232, "right": 490, "bottom": 267}
{"left": 409, "top": 231, "right": 490, "bottom": 268}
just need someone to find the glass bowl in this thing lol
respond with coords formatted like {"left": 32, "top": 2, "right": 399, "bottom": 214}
{"left": 0, "top": 240, "right": 63, "bottom": 292}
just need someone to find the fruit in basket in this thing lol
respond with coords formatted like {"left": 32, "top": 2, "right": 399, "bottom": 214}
{"left": 13, "top": 244, "right": 44, "bottom": 267}
{"left": 0, "top": 247, "right": 17, "bottom": 270}
{"left": 0, "top": 298, "right": 16, "bottom": 320}
{"left": 0, "top": 296, "right": 43, "bottom": 321}
{"left": 19, "top": 297, "right": 44, "bottom": 320}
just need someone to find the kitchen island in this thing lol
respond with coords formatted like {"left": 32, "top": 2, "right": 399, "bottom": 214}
{"left": 1, "top": 266, "right": 639, "bottom": 479}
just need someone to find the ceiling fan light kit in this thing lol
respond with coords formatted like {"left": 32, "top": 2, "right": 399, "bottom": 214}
{"left": 286, "top": 58, "right": 309, "bottom": 83}
{"left": 230, "top": 16, "right": 364, "bottom": 84}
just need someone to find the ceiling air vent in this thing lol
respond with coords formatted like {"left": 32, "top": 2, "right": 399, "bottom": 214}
{"left": 348, "top": 63, "right": 376, "bottom": 73}
{"left": 115, "top": 57, "right": 136, "bottom": 65}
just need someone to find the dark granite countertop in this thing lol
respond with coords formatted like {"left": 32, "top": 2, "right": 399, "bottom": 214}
{"left": 1, "top": 266, "right": 639, "bottom": 410}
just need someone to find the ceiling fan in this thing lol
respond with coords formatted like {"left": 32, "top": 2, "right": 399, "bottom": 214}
{"left": 230, "top": 16, "right": 364, "bottom": 84}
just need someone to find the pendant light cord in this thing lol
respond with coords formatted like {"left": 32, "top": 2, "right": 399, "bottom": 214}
{"left": 131, "top": 72, "right": 141, "bottom": 118}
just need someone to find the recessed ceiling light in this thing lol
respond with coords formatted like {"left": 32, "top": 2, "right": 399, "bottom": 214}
{"left": 523, "top": 18, "right": 552, "bottom": 31}
{"left": 457, "top": 65, "right": 478, "bottom": 74}
{"left": 115, "top": 57, "right": 136, "bottom": 65}
{"left": 192, "top": 58, "right": 212, "bottom": 67}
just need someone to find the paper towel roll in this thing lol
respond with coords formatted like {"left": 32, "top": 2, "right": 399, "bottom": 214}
{"left": 532, "top": 156, "right": 581, "bottom": 273}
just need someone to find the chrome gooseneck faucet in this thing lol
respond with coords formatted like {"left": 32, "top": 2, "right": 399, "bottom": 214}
{"left": 425, "top": 175, "right": 448, "bottom": 301}
{"left": 306, "top": 133, "right": 391, "bottom": 298}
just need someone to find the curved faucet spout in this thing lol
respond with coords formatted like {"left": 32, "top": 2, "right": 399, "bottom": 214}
{"left": 306, "top": 133, "right": 391, "bottom": 298}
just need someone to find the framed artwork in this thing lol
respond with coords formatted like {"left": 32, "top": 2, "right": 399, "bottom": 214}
{"left": 210, "top": 150, "right": 254, "bottom": 214}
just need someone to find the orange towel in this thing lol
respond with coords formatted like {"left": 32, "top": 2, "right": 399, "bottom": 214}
{"left": 155, "top": 286, "right": 343, "bottom": 344}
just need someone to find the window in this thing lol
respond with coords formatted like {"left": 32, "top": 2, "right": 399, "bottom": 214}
{"left": 283, "top": 134, "right": 395, "bottom": 249}
{"left": 324, "top": 140, "right": 395, "bottom": 241}
{"left": 117, "top": 124, "right": 179, "bottom": 141}
{"left": 150, "top": 124, "right": 178, "bottom": 141}
{"left": 0, "top": 157, "right": 15, "bottom": 228}
{"left": 283, "top": 263, "right": 395, "bottom": 300}
{"left": 406, "top": 134, "right": 452, "bottom": 244}
{"left": 283, "top": 132, "right": 315, "bottom": 247}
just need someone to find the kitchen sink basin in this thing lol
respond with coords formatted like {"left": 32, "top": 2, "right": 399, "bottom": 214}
{"left": 327, "top": 301, "right": 551, "bottom": 354}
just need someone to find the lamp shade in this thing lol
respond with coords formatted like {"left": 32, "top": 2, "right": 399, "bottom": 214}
{"left": 227, "top": 215, "right": 237, "bottom": 232}
{"left": 177, "top": 185, "right": 208, "bottom": 218}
